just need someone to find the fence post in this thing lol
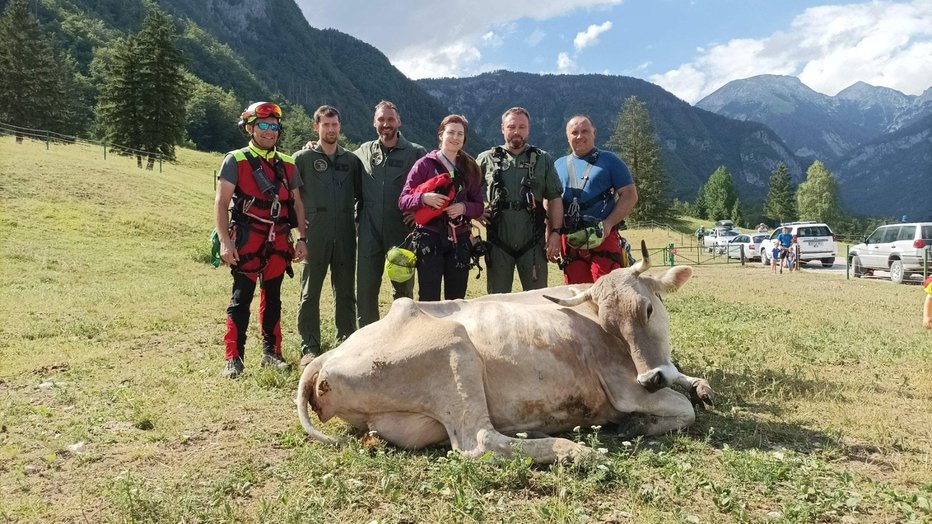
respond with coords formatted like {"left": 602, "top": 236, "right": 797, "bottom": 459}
{"left": 740, "top": 244, "right": 746, "bottom": 265}
{"left": 159, "top": 155, "right": 163, "bottom": 173}
{"left": 45, "top": 131, "right": 49, "bottom": 150}
{"left": 213, "top": 169, "right": 217, "bottom": 191}
{"left": 667, "top": 243, "right": 676, "bottom": 266}
{"left": 103, "top": 142, "right": 107, "bottom": 160}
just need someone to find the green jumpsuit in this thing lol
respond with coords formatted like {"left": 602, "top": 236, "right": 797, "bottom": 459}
{"left": 477, "top": 146, "right": 563, "bottom": 294}
{"left": 354, "top": 133, "right": 427, "bottom": 326}
{"left": 293, "top": 144, "right": 362, "bottom": 355}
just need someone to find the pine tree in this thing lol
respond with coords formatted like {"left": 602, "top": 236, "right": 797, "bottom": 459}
{"left": 694, "top": 185, "right": 708, "bottom": 220}
{"left": 764, "top": 163, "right": 797, "bottom": 224}
{"left": 702, "top": 166, "right": 738, "bottom": 221}
{"left": 796, "top": 160, "right": 841, "bottom": 225}
{"left": 98, "top": 7, "right": 188, "bottom": 166}
{"left": 134, "top": 8, "right": 188, "bottom": 164}
{"left": 730, "top": 198, "right": 743, "bottom": 226}
{"left": 604, "top": 96, "right": 670, "bottom": 222}
{"left": 0, "top": 0, "right": 88, "bottom": 138}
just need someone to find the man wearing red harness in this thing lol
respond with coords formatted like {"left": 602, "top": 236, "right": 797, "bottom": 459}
{"left": 556, "top": 115, "right": 638, "bottom": 284}
{"left": 215, "top": 102, "right": 307, "bottom": 378}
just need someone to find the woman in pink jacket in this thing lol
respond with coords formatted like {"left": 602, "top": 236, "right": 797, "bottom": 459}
{"left": 399, "top": 114, "right": 484, "bottom": 301}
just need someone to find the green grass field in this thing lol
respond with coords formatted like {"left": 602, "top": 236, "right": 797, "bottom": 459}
{"left": 1, "top": 137, "right": 930, "bottom": 523}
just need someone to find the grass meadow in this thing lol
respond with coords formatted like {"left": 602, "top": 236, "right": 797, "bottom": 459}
{"left": 1, "top": 136, "right": 930, "bottom": 523}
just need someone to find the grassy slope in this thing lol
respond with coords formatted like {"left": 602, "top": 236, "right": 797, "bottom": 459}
{"left": 0, "top": 137, "right": 930, "bottom": 523}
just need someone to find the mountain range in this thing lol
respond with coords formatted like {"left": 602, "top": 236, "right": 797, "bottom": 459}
{"left": 697, "top": 75, "right": 932, "bottom": 219}
{"left": 17, "top": 0, "right": 931, "bottom": 219}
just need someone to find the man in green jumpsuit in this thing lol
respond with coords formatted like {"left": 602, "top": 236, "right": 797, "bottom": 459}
{"left": 293, "top": 105, "right": 362, "bottom": 356}
{"left": 477, "top": 107, "right": 564, "bottom": 294}
{"left": 353, "top": 100, "right": 428, "bottom": 326}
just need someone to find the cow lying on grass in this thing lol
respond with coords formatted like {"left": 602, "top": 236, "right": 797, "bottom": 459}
{"left": 296, "top": 241, "right": 714, "bottom": 464}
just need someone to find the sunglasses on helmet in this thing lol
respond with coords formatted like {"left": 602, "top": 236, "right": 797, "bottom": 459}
{"left": 254, "top": 122, "right": 281, "bottom": 132}
{"left": 242, "top": 102, "right": 282, "bottom": 123}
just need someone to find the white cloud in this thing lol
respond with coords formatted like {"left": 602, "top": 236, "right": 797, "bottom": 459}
{"left": 526, "top": 28, "right": 547, "bottom": 47}
{"left": 296, "top": 0, "right": 621, "bottom": 78}
{"left": 651, "top": 0, "right": 932, "bottom": 103}
{"left": 482, "top": 31, "right": 504, "bottom": 48}
{"left": 394, "top": 43, "right": 483, "bottom": 79}
{"left": 557, "top": 52, "right": 577, "bottom": 73}
{"left": 574, "top": 21, "right": 613, "bottom": 52}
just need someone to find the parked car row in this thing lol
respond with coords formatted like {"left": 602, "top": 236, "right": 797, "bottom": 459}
{"left": 691, "top": 220, "right": 931, "bottom": 285}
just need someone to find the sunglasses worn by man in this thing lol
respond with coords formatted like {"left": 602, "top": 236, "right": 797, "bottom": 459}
{"left": 254, "top": 122, "right": 281, "bottom": 132}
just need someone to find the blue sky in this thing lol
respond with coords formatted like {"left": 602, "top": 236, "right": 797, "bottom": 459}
{"left": 297, "top": 0, "right": 932, "bottom": 103}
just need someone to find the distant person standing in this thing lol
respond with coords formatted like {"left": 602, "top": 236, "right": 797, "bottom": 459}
{"left": 555, "top": 115, "right": 638, "bottom": 284}
{"left": 477, "top": 107, "right": 563, "bottom": 294}
{"left": 696, "top": 226, "right": 705, "bottom": 243}
{"left": 214, "top": 102, "right": 306, "bottom": 378}
{"left": 777, "top": 225, "right": 795, "bottom": 272}
{"left": 756, "top": 223, "right": 769, "bottom": 233}
{"left": 398, "top": 114, "right": 484, "bottom": 301}
{"left": 353, "top": 101, "right": 428, "bottom": 326}
{"left": 293, "top": 105, "right": 362, "bottom": 357}
{"left": 922, "top": 275, "right": 931, "bottom": 329}
{"left": 770, "top": 240, "right": 781, "bottom": 273}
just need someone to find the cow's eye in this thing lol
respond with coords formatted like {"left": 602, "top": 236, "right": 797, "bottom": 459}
{"left": 646, "top": 303, "right": 654, "bottom": 319}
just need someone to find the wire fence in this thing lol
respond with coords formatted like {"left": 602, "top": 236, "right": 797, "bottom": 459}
{"left": 0, "top": 120, "right": 166, "bottom": 172}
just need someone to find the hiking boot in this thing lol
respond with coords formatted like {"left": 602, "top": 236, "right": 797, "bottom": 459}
{"left": 223, "top": 358, "right": 244, "bottom": 379}
{"left": 260, "top": 352, "right": 291, "bottom": 372}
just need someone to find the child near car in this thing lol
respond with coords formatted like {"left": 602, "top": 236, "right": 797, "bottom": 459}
{"left": 784, "top": 249, "right": 797, "bottom": 272}
{"left": 923, "top": 275, "right": 931, "bottom": 329}
{"left": 771, "top": 240, "right": 781, "bottom": 273}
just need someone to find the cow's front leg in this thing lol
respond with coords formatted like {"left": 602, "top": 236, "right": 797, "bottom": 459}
{"left": 670, "top": 373, "right": 715, "bottom": 410}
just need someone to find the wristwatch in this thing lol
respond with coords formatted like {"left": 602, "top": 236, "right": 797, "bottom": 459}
{"left": 297, "top": 237, "right": 307, "bottom": 243}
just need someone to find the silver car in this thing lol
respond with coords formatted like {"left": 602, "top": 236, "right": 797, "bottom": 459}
{"left": 849, "top": 222, "right": 932, "bottom": 283}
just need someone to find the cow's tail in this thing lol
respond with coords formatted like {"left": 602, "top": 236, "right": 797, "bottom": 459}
{"left": 296, "top": 358, "right": 340, "bottom": 444}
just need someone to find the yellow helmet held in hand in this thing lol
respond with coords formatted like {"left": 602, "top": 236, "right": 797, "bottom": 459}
{"left": 566, "top": 223, "right": 605, "bottom": 250}
{"left": 385, "top": 247, "right": 416, "bottom": 283}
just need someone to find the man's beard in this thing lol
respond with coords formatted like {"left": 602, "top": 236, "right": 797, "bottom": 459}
{"left": 507, "top": 136, "right": 526, "bottom": 150}
{"left": 321, "top": 133, "right": 338, "bottom": 145}
{"left": 379, "top": 127, "right": 398, "bottom": 140}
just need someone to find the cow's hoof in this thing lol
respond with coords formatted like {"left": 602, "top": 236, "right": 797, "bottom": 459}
{"left": 689, "top": 380, "right": 715, "bottom": 410}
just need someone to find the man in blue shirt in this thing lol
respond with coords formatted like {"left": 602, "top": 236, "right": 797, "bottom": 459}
{"left": 777, "top": 226, "right": 795, "bottom": 271}
{"left": 555, "top": 115, "right": 638, "bottom": 284}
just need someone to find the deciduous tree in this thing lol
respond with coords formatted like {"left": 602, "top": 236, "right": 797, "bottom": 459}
{"left": 797, "top": 160, "right": 841, "bottom": 225}
{"left": 702, "top": 166, "right": 737, "bottom": 221}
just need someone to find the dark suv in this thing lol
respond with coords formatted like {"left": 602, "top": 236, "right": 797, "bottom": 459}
{"left": 849, "top": 222, "right": 932, "bottom": 283}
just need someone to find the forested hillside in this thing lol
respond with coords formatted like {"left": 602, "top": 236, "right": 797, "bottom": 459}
{"left": 10, "top": 0, "right": 468, "bottom": 150}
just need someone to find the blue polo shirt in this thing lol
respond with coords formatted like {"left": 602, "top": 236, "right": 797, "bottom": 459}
{"left": 777, "top": 232, "right": 793, "bottom": 248}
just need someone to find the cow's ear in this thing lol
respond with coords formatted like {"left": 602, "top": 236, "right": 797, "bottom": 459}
{"left": 658, "top": 266, "right": 692, "bottom": 293}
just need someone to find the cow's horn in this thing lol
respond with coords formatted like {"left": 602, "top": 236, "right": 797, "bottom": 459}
{"left": 632, "top": 240, "right": 651, "bottom": 275}
{"left": 543, "top": 290, "right": 591, "bottom": 307}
